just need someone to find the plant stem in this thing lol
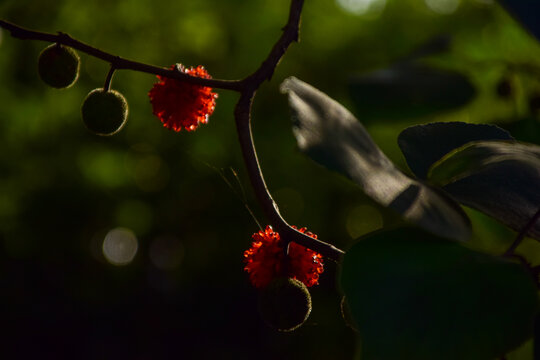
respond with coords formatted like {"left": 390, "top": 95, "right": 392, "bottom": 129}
{"left": 103, "top": 65, "right": 115, "bottom": 92}
{"left": 232, "top": 0, "right": 345, "bottom": 261}
{"left": 0, "top": 19, "right": 242, "bottom": 91}
{"left": 504, "top": 206, "right": 540, "bottom": 256}
{"left": 0, "top": 0, "right": 346, "bottom": 261}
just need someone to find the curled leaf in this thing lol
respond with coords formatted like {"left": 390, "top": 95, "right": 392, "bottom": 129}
{"left": 429, "top": 141, "right": 540, "bottom": 240}
{"left": 280, "top": 77, "right": 471, "bottom": 241}
{"left": 398, "top": 121, "right": 514, "bottom": 179}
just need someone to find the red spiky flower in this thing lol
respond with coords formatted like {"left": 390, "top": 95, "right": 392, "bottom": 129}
{"left": 244, "top": 225, "right": 324, "bottom": 289}
{"left": 148, "top": 64, "right": 218, "bottom": 132}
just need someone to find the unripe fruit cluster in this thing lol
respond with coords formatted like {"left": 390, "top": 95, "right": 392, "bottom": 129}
{"left": 37, "top": 43, "right": 129, "bottom": 136}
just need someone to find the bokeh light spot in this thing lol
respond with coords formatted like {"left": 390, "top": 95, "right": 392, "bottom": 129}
{"left": 102, "top": 227, "right": 138, "bottom": 266}
{"left": 336, "top": 0, "right": 386, "bottom": 15}
{"left": 425, "top": 0, "right": 460, "bottom": 15}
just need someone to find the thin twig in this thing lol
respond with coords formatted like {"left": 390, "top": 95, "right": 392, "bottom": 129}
{"left": 0, "top": 19, "right": 242, "bottom": 91}
{"left": 103, "top": 64, "right": 115, "bottom": 91}
{"left": 0, "top": 0, "right": 346, "bottom": 261}
{"left": 232, "top": 0, "right": 345, "bottom": 261}
{"left": 206, "top": 163, "right": 263, "bottom": 230}
{"left": 228, "top": 167, "right": 263, "bottom": 230}
{"left": 504, "top": 206, "right": 540, "bottom": 256}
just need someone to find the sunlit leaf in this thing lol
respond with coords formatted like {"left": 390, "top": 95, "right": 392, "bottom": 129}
{"left": 340, "top": 227, "right": 539, "bottom": 360}
{"left": 280, "top": 77, "right": 471, "bottom": 241}
{"left": 398, "top": 122, "right": 514, "bottom": 179}
{"left": 429, "top": 141, "right": 540, "bottom": 240}
{"left": 348, "top": 63, "right": 475, "bottom": 122}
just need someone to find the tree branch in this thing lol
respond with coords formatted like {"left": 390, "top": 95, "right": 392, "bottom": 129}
{"left": 0, "top": 0, "right": 345, "bottom": 262}
{"left": 233, "top": 0, "right": 344, "bottom": 261}
{"left": 243, "top": 0, "right": 303, "bottom": 89}
{"left": 504, "top": 206, "right": 540, "bottom": 257}
{"left": 0, "top": 19, "right": 242, "bottom": 91}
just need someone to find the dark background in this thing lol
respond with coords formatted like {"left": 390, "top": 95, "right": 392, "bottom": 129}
{"left": 0, "top": 0, "right": 539, "bottom": 358}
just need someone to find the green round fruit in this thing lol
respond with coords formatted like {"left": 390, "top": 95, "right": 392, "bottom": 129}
{"left": 258, "top": 277, "right": 312, "bottom": 332}
{"left": 81, "top": 88, "right": 128, "bottom": 136}
{"left": 38, "top": 44, "right": 80, "bottom": 88}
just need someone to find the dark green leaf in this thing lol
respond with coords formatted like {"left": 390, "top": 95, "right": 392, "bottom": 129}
{"left": 497, "top": 117, "right": 540, "bottom": 145}
{"left": 340, "top": 227, "right": 539, "bottom": 360}
{"left": 498, "top": 0, "right": 540, "bottom": 41}
{"left": 348, "top": 63, "right": 475, "bottom": 122}
{"left": 280, "top": 77, "right": 471, "bottom": 241}
{"left": 398, "top": 122, "right": 514, "bottom": 179}
{"left": 429, "top": 141, "right": 540, "bottom": 240}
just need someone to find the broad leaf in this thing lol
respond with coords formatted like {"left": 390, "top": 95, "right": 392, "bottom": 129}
{"left": 348, "top": 63, "right": 475, "bottom": 122}
{"left": 398, "top": 122, "right": 514, "bottom": 179}
{"left": 498, "top": 0, "right": 540, "bottom": 41}
{"left": 428, "top": 141, "right": 540, "bottom": 240}
{"left": 497, "top": 117, "right": 540, "bottom": 146}
{"left": 280, "top": 77, "right": 471, "bottom": 241}
{"left": 340, "top": 227, "right": 539, "bottom": 360}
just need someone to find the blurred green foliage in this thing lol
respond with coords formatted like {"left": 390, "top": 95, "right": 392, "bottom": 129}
{"left": 0, "top": 0, "right": 539, "bottom": 358}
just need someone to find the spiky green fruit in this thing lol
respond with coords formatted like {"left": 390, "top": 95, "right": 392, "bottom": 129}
{"left": 38, "top": 44, "right": 80, "bottom": 88}
{"left": 81, "top": 88, "right": 128, "bottom": 136}
{"left": 258, "top": 277, "right": 312, "bottom": 332}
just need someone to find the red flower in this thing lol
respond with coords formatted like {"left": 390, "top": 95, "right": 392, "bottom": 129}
{"left": 244, "top": 225, "right": 324, "bottom": 289}
{"left": 148, "top": 64, "right": 218, "bottom": 132}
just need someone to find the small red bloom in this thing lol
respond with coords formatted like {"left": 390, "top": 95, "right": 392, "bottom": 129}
{"left": 148, "top": 64, "right": 218, "bottom": 132}
{"left": 244, "top": 225, "right": 324, "bottom": 289}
